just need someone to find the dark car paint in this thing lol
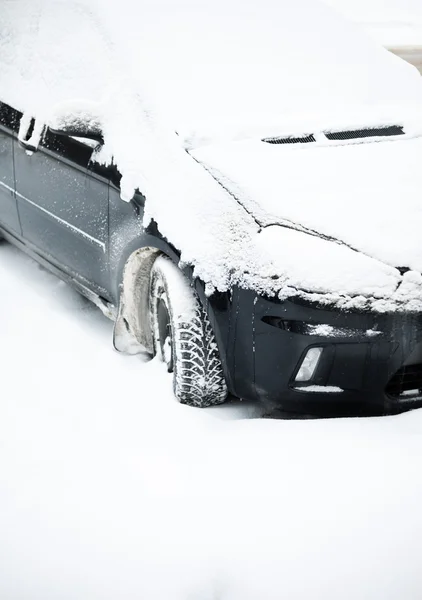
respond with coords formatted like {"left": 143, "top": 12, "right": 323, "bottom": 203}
{"left": 1, "top": 99, "right": 422, "bottom": 417}
{"left": 16, "top": 128, "right": 111, "bottom": 291}
{"left": 0, "top": 103, "right": 21, "bottom": 235}
{"left": 226, "top": 288, "right": 422, "bottom": 416}
{"left": 0, "top": 101, "right": 176, "bottom": 302}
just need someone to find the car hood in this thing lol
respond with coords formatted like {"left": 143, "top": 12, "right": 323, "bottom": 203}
{"left": 191, "top": 134, "right": 422, "bottom": 274}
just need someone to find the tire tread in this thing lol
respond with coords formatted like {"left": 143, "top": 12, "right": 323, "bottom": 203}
{"left": 150, "top": 256, "right": 228, "bottom": 408}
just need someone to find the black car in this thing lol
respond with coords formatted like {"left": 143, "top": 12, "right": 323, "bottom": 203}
{"left": 3, "top": 0, "right": 422, "bottom": 416}
{"left": 1, "top": 97, "right": 422, "bottom": 417}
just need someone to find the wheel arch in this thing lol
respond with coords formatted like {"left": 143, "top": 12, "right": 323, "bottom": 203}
{"left": 112, "top": 233, "right": 231, "bottom": 386}
{"left": 112, "top": 235, "right": 181, "bottom": 354}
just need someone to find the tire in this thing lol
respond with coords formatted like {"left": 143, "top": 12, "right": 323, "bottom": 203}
{"left": 149, "top": 255, "right": 228, "bottom": 407}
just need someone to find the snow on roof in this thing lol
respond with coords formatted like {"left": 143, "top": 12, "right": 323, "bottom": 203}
{"left": 2, "top": 0, "right": 422, "bottom": 310}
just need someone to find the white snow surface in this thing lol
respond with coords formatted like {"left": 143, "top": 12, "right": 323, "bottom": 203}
{"left": 2, "top": 0, "right": 422, "bottom": 308}
{"left": 3, "top": 241, "right": 422, "bottom": 599}
{"left": 295, "top": 385, "right": 344, "bottom": 393}
{"left": 193, "top": 136, "right": 422, "bottom": 310}
{"left": 323, "top": 0, "right": 422, "bottom": 47}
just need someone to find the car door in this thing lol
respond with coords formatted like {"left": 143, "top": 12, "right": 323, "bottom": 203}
{"left": 0, "top": 102, "right": 21, "bottom": 235}
{"left": 14, "top": 120, "right": 111, "bottom": 297}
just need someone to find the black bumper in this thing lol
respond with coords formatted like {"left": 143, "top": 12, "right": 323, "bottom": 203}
{"left": 208, "top": 286, "right": 422, "bottom": 416}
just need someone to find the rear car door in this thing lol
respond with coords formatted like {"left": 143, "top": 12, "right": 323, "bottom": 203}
{"left": 14, "top": 122, "right": 111, "bottom": 297}
{"left": 0, "top": 102, "right": 21, "bottom": 235}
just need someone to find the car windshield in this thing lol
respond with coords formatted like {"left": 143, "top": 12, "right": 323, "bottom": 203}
{"left": 102, "top": 0, "right": 422, "bottom": 134}
{"left": 2, "top": 0, "right": 422, "bottom": 141}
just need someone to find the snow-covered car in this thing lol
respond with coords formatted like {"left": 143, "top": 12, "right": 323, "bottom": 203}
{"left": 1, "top": 0, "right": 422, "bottom": 415}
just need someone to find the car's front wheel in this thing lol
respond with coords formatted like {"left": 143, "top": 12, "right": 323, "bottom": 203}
{"left": 149, "top": 255, "right": 228, "bottom": 407}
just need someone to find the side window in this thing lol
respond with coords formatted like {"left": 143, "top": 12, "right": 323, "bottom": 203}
{"left": 40, "top": 127, "right": 95, "bottom": 167}
{"left": 40, "top": 127, "right": 119, "bottom": 186}
{"left": 0, "top": 101, "right": 23, "bottom": 134}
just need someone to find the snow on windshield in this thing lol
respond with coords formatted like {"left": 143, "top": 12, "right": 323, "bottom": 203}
{"left": 2, "top": 0, "right": 422, "bottom": 310}
{"left": 2, "top": 0, "right": 422, "bottom": 134}
{"left": 99, "top": 0, "right": 422, "bottom": 135}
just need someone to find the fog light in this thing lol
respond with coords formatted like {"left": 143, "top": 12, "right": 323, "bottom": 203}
{"left": 295, "top": 347, "right": 323, "bottom": 382}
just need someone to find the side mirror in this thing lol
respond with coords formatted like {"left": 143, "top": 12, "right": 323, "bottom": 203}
{"left": 48, "top": 103, "right": 103, "bottom": 142}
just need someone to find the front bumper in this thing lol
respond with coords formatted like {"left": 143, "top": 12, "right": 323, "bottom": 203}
{"left": 214, "top": 287, "right": 422, "bottom": 416}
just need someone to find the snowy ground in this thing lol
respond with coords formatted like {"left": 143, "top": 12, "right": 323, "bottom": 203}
{"left": 2, "top": 242, "right": 422, "bottom": 599}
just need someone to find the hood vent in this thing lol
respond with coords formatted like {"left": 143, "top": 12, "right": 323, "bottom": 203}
{"left": 263, "top": 125, "right": 405, "bottom": 145}
{"left": 264, "top": 134, "right": 315, "bottom": 145}
{"left": 325, "top": 125, "right": 404, "bottom": 141}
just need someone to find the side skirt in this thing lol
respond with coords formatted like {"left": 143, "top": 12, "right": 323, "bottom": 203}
{"left": 0, "top": 226, "right": 116, "bottom": 321}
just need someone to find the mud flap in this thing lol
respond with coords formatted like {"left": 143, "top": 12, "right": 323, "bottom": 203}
{"left": 113, "top": 303, "right": 146, "bottom": 355}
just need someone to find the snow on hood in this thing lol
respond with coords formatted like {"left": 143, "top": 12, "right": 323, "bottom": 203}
{"left": 191, "top": 133, "right": 422, "bottom": 273}
{"left": 250, "top": 226, "right": 422, "bottom": 313}
{"left": 2, "top": 0, "right": 422, "bottom": 311}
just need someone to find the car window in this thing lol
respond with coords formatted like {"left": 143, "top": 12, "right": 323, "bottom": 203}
{"left": 0, "top": 101, "right": 23, "bottom": 134}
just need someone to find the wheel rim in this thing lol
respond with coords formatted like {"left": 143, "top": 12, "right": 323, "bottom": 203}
{"left": 155, "top": 292, "right": 174, "bottom": 373}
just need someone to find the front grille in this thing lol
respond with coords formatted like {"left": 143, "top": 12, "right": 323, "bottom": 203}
{"left": 263, "top": 134, "right": 315, "bottom": 144}
{"left": 386, "top": 363, "right": 422, "bottom": 398}
{"left": 325, "top": 126, "right": 404, "bottom": 141}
